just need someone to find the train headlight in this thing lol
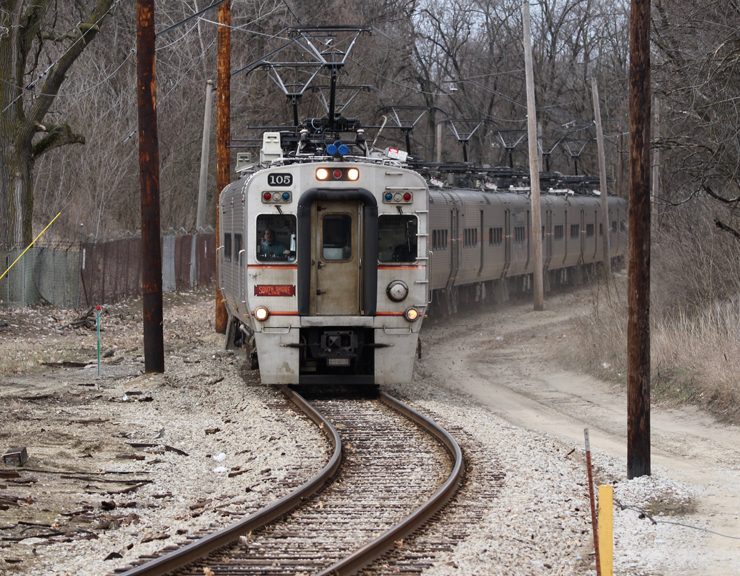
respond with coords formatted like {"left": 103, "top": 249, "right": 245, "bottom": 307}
{"left": 404, "top": 307, "right": 420, "bottom": 322}
{"left": 316, "top": 168, "right": 329, "bottom": 180}
{"left": 254, "top": 307, "right": 270, "bottom": 322}
{"left": 386, "top": 280, "right": 409, "bottom": 302}
{"left": 347, "top": 168, "right": 360, "bottom": 181}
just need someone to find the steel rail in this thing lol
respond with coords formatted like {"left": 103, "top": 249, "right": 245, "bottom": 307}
{"left": 115, "top": 385, "right": 342, "bottom": 576}
{"left": 315, "top": 391, "right": 465, "bottom": 576}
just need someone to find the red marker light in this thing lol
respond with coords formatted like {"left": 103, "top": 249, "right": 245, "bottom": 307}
{"left": 403, "top": 193, "right": 412, "bottom": 201}
{"left": 333, "top": 169, "right": 342, "bottom": 179}
{"left": 263, "top": 192, "right": 272, "bottom": 201}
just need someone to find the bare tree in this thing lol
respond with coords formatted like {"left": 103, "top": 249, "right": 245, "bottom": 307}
{"left": 0, "top": 0, "right": 120, "bottom": 248}
{"left": 653, "top": 0, "right": 740, "bottom": 238}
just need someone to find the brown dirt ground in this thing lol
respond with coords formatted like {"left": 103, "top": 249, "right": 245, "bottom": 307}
{"left": 2, "top": 284, "right": 739, "bottom": 575}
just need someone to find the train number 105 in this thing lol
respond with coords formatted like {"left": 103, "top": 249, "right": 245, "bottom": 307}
{"left": 267, "top": 173, "right": 293, "bottom": 186}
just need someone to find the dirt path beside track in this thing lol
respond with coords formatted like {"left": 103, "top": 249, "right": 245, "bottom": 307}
{"left": 418, "top": 282, "right": 740, "bottom": 575}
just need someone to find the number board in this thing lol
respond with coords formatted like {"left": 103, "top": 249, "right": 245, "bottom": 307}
{"left": 267, "top": 173, "right": 293, "bottom": 186}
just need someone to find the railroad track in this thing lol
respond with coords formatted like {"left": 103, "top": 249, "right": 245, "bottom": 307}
{"left": 111, "top": 385, "right": 464, "bottom": 576}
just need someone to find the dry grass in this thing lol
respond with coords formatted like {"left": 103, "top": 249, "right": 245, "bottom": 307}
{"left": 652, "top": 302, "right": 740, "bottom": 419}
{"left": 567, "top": 255, "right": 740, "bottom": 423}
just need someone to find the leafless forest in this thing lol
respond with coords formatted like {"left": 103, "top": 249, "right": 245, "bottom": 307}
{"left": 3, "top": 2, "right": 740, "bottom": 319}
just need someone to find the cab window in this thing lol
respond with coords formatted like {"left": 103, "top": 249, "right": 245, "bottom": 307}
{"left": 322, "top": 214, "right": 352, "bottom": 261}
{"left": 256, "top": 214, "right": 296, "bottom": 261}
{"left": 378, "top": 215, "right": 417, "bottom": 262}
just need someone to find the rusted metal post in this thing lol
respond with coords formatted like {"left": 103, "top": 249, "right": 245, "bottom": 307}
{"left": 137, "top": 0, "right": 164, "bottom": 373}
{"left": 591, "top": 79, "right": 611, "bottom": 274}
{"left": 584, "top": 429, "right": 602, "bottom": 576}
{"left": 215, "top": 1, "right": 231, "bottom": 334}
{"left": 522, "top": 1, "right": 544, "bottom": 311}
{"left": 628, "top": 0, "right": 651, "bottom": 478}
{"left": 216, "top": 2, "right": 231, "bottom": 334}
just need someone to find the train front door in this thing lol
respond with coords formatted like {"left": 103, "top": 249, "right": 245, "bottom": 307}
{"left": 311, "top": 200, "right": 362, "bottom": 315}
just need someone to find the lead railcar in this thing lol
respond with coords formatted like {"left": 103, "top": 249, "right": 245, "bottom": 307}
{"left": 220, "top": 134, "right": 430, "bottom": 386}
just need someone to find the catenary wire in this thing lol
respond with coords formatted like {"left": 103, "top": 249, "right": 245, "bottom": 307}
{"left": 0, "top": 49, "right": 133, "bottom": 99}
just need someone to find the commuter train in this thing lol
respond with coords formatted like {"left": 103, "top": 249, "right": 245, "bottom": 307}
{"left": 218, "top": 130, "right": 627, "bottom": 386}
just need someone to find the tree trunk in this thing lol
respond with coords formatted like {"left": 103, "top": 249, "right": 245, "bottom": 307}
{"left": 0, "top": 130, "right": 35, "bottom": 248}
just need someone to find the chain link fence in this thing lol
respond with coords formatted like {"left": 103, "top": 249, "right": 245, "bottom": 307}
{"left": 1, "top": 233, "right": 216, "bottom": 309}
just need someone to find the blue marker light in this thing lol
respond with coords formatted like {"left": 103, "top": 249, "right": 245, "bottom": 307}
{"left": 282, "top": 192, "right": 291, "bottom": 200}
{"left": 384, "top": 193, "right": 393, "bottom": 201}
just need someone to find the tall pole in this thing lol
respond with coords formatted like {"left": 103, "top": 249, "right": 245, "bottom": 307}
{"left": 628, "top": 0, "right": 651, "bottom": 479}
{"left": 196, "top": 79, "right": 215, "bottom": 231}
{"left": 617, "top": 133, "right": 624, "bottom": 199}
{"left": 436, "top": 122, "right": 443, "bottom": 163}
{"left": 591, "top": 79, "right": 611, "bottom": 274}
{"left": 137, "top": 0, "right": 164, "bottom": 373}
{"left": 652, "top": 95, "right": 660, "bottom": 218}
{"left": 522, "top": 1, "right": 544, "bottom": 311}
{"left": 215, "top": 1, "right": 230, "bottom": 334}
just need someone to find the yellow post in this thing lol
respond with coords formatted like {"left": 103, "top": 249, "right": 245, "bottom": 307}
{"left": 599, "top": 485, "right": 614, "bottom": 576}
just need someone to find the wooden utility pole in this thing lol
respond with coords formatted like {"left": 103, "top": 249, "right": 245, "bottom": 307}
{"left": 196, "top": 79, "right": 215, "bottom": 231}
{"left": 617, "top": 133, "right": 624, "bottom": 199}
{"left": 215, "top": 1, "right": 230, "bottom": 334}
{"left": 522, "top": 1, "right": 544, "bottom": 311}
{"left": 591, "top": 79, "right": 611, "bottom": 274}
{"left": 628, "top": 0, "right": 651, "bottom": 479}
{"left": 137, "top": 0, "right": 164, "bottom": 373}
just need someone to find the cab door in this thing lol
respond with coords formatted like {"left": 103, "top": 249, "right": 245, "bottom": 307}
{"left": 311, "top": 200, "right": 362, "bottom": 315}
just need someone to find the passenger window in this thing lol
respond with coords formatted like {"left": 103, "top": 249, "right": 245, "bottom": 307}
{"left": 256, "top": 214, "right": 296, "bottom": 262}
{"left": 234, "top": 233, "right": 244, "bottom": 261}
{"left": 514, "top": 226, "right": 526, "bottom": 244}
{"left": 379, "top": 215, "right": 418, "bottom": 262}
{"left": 223, "top": 233, "right": 232, "bottom": 262}
{"left": 322, "top": 214, "right": 352, "bottom": 261}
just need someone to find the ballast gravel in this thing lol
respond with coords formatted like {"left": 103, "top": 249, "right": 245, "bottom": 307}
{"left": 388, "top": 374, "right": 712, "bottom": 576}
{"left": 0, "top": 293, "right": 717, "bottom": 575}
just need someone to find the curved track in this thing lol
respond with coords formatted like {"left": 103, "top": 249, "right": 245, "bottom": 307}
{"left": 112, "top": 387, "right": 463, "bottom": 576}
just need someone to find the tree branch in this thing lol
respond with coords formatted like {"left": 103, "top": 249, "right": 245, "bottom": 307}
{"left": 27, "top": 0, "right": 117, "bottom": 126}
{"left": 702, "top": 183, "right": 740, "bottom": 204}
{"left": 715, "top": 219, "right": 740, "bottom": 241}
{"left": 32, "top": 122, "right": 85, "bottom": 159}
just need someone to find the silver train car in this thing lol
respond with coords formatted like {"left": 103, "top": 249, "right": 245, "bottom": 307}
{"left": 219, "top": 132, "right": 626, "bottom": 386}
{"left": 220, "top": 136, "right": 430, "bottom": 386}
{"left": 425, "top": 187, "right": 627, "bottom": 314}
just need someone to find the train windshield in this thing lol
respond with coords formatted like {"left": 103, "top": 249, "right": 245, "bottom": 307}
{"left": 378, "top": 215, "right": 418, "bottom": 263}
{"left": 256, "top": 214, "right": 296, "bottom": 261}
